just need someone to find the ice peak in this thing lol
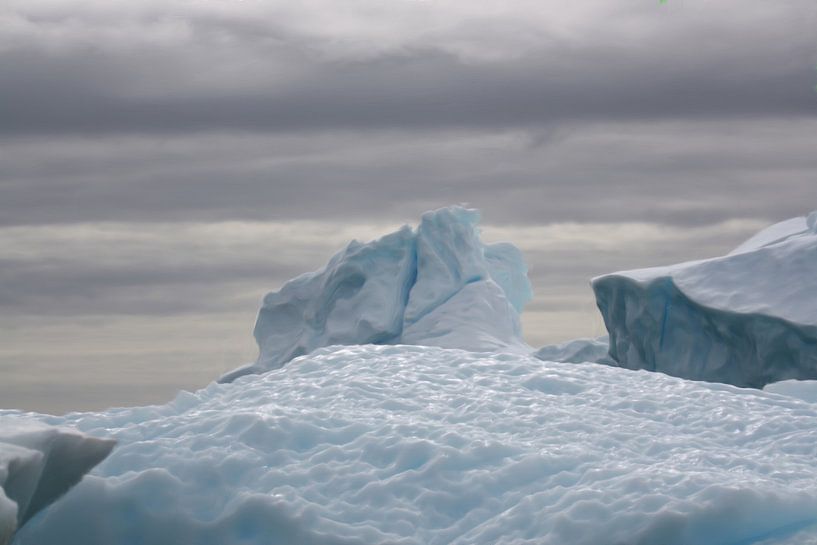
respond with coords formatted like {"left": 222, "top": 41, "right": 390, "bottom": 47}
{"left": 219, "top": 206, "right": 532, "bottom": 382}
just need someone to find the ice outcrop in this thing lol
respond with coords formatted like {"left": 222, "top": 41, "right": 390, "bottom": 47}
{"left": 533, "top": 336, "right": 612, "bottom": 364}
{"left": 221, "top": 206, "right": 533, "bottom": 382}
{"left": 593, "top": 212, "right": 817, "bottom": 387}
{"left": 0, "top": 421, "right": 114, "bottom": 545}
{"left": 764, "top": 380, "right": 817, "bottom": 403}
{"left": 10, "top": 344, "right": 817, "bottom": 545}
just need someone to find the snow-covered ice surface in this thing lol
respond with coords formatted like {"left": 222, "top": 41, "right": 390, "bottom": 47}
{"left": 221, "top": 206, "right": 532, "bottom": 382}
{"left": 593, "top": 212, "right": 817, "bottom": 387}
{"left": 0, "top": 422, "right": 114, "bottom": 545}
{"left": 8, "top": 344, "right": 817, "bottom": 545}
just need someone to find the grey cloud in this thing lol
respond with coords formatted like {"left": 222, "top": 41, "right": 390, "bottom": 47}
{"left": 2, "top": 46, "right": 814, "bottom": 135}
{"left": 0, "top": 214, "right": 762, "bottom": 323}
{"left": 0, "top": 1, "right": 815, "bottom": 135}
{"left": 0, "top": 259, "right": 278, "bottom": 316}
{"left": 0, "top": 342, "right": 248, "bottom": 413}
{"left": 2, "top": 121, "right": 815, "bottom": 229}
{"left": 0, "top": 220, "right": 373, "bottom": 316}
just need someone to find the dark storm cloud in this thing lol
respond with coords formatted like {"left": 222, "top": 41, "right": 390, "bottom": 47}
{"left": 0, "top": 37, "right": 814, "bottom": 135}
{"left": 0, "top": 0, "right": 815, "bottom": 135}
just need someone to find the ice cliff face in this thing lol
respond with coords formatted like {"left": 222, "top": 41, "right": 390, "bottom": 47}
{"left": 221, "top": 206, "right": 533, "bottom": 382}
{"left": 593, "top": 212, "right": 817, "bottom": 388}
{"left": 0, "top": 422, "right": 114, "bottom": 545}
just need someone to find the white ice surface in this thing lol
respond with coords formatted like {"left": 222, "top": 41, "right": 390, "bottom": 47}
{"left": 9, "top": 345, "right": 817, "bottom": 545}
{"left": 764, "top": 380, "right": 817, "bottom": 403}
{"left": 223, "top": 206, "right": 532, "bottom": 381}
{"left": 401, "top": 280, "right": 529, "bottom": 354}
{"left": 729, "top": 214, "right": 814, "bottom": 255}
{"left": 0, "top": 422, "right": 114, "bottom": 545}
{"left": 592, "top": 212, "right": 817, "bottom": 386}
{"left": 600, "top": 212, "right": 817, "bottom": 327}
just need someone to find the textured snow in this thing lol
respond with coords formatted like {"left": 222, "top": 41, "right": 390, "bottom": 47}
{"left": 8, "top": 345, "right": 817, "bottom": 545}
{"left": 0, "top": 422, "right": 114, "bottom": 545}
{"left": 593, "top": 212, "right": 817, "bottom": 387}
{"left": 222, "top": 206, "right": 532, "bottom": 382}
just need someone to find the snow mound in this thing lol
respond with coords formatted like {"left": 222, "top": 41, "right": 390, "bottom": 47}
{"left": 221, "top": 206, "right": 532, "bottom": 382}
{"left": 533, "top": 336, "right": 612, "bottom": 364}
{"left": 0, "top": 422, "right": 114, "bottom": 545}
{"left": 592, "top": 212, "right": 817, "bottom": 387}
{"left": 9, "top": 345, "right": 817, "bottom": 545}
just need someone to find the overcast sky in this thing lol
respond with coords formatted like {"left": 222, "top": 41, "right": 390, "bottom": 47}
{"left": 1, "top": 0, "right": 815, "bottom": 414}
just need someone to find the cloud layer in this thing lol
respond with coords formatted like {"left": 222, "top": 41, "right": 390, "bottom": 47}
{"left": 2, "top": 0, "right": 815, "bottom": 134}
{"left": 0, "top": 0, "right": 815, "bottom": 412}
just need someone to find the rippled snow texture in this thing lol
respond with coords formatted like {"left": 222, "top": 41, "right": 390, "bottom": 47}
{"left": 10, "top": 345, "right": 817, "bottom": 545}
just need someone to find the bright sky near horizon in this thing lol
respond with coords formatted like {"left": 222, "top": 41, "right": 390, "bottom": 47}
{"left": 1, "top": 0, "right": 815, "bottom": 414}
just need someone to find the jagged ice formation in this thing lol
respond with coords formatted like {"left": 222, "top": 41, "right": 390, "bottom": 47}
{"left": 0, "top": 422, "right": 114, "bottom": 545}
{"left": 221, "top": 206, "right": 533, "bottom": 382}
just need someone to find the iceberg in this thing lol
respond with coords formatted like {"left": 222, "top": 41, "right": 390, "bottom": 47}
{"left": 764, "top": 380, "right": 817, "bottom": 403}
{"left": 533, "top": 336, "right": 612, "bottom": 364}
{"left": 221, "top": 206, "right": 533, "bottom": 382}
{"left": 592, "top": 212, "right": 817, "bottom": 388}
{"left": 9, "top": 345, "right": 817, "bottom": 545}
{"left": 0, "top": 421, "right": 114, "bottom": 545}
